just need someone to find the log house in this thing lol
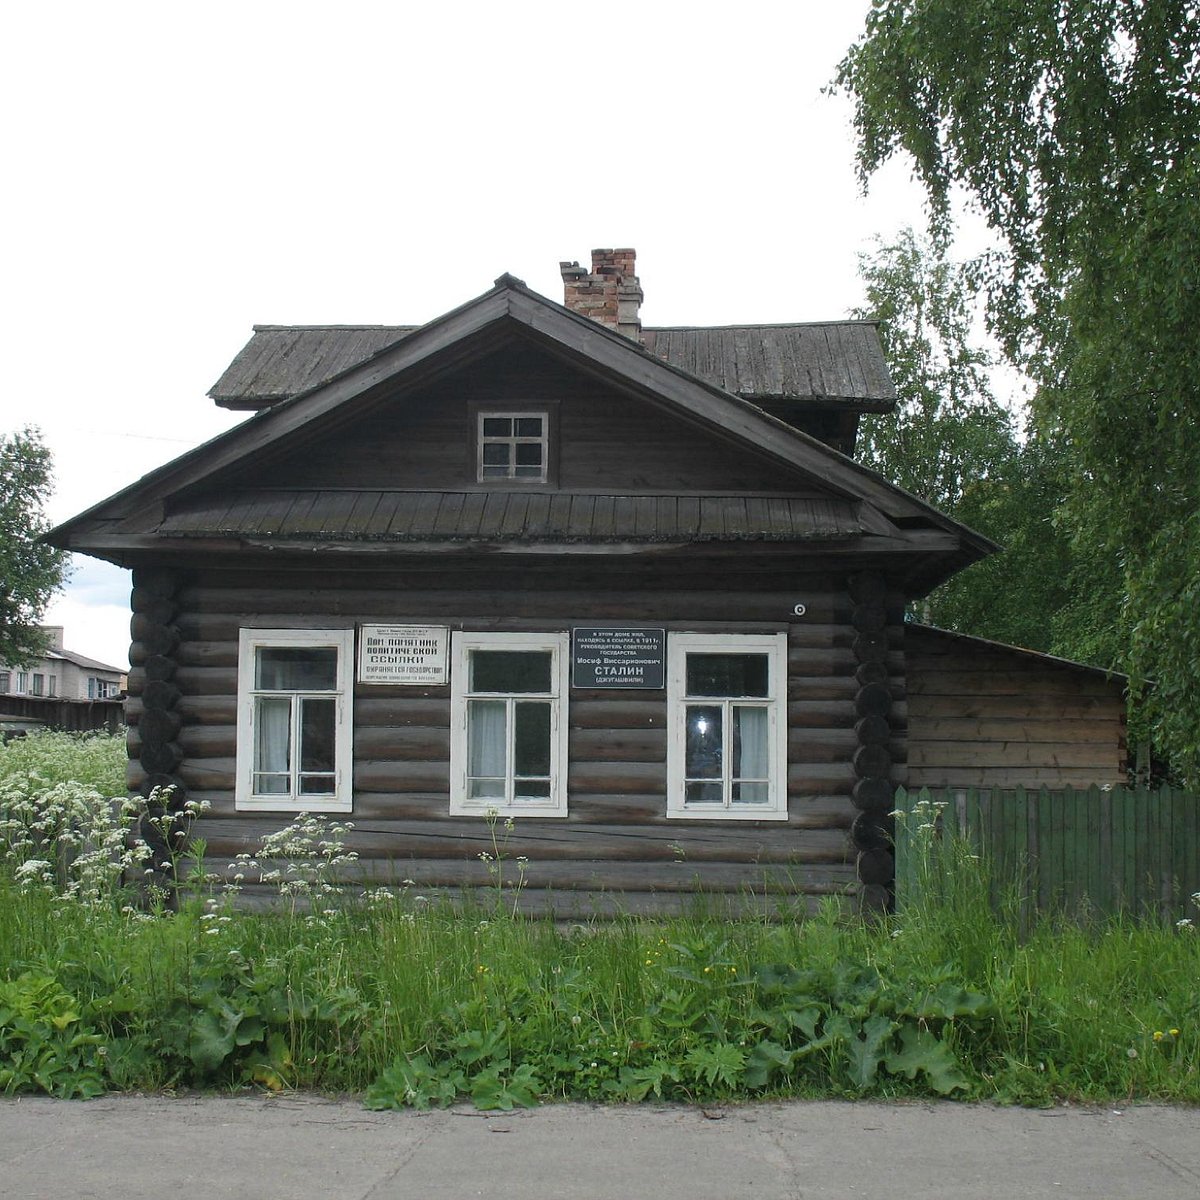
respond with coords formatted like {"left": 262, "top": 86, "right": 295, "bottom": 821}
{"left": 47, "top": 250, "right": 1125, "bottom": 912}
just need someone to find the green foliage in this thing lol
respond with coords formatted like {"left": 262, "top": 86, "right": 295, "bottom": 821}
{"left": 1, "top": 742, "right": 1197, "bottom": 1106}
{"left": 852, "top": 230, "right": 1072, "bottom": 648}
{"left": 0, "top": 428, "right": 68, "bottom": 667}
{"left": 0, "top": 730, "right": 140, "bottom": 903}
{"left": 0, "top": 972, "right": 106, "bottom": 1098}
{"left": 0, "top": 728, "right": 125, "bottom": 798}
{"left": 835, "top": 2, "right": 1200, "bottom": 777}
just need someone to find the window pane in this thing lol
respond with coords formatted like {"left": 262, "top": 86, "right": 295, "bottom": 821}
{"left": 256, "top": 646, "right": 338, "bottom": 691}
{"left": 732, "top": 706, "right": 769, "bottom": 782}
{"left": 515, "top": 417, "right": 543, "bottom": 437}
{"left": 471, "top": 650, "right": 552, "bottom": 693}
{"left": 685, "top": 653, "right": 769, "bottom": 698}
{"left": 514, "top": 443, "right": 543, "bottom": 466}
{"left": 482, "top": 417, "right": 512, "bottom": 436}
{"left": 732, "top": 781, "right": 770, "bottom": 805}
{"left": 685, "top": 704, "right": 723, "bottom": 780}
{"left": 255, "top": 696, "right": 292, "bottom": 773}
{"left": 468, "top": 699, "right": 506, "bottom": 781}
{"left": 254, "top": 773, "right": 292, "bottom": 795}
{"left": 514, "top": 464, "right": 543, "bottom": 478}
{"left": 685, "top": 781, "right": 723, "bottom": 805}
{"left": 482, "top": 442, "right": 510, "bottom": 466}
{"left": 515, "top": 779, "right": 552, "bottom": 799}
{"left": 469, "top": 778, "right": 506, "bottom": 799}
{"left": 514, "top": 701, "right": 551, "bottom": 777}
{"left": 299, "top": 774, "right": 336, "bottom": 795}
{"left": 300, "top": 697, "right": 336, "bottom": 773}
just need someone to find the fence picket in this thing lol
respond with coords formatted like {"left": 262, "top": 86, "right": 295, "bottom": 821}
{"left": 893, "top": 784, "right": 1200, "bottom": 924}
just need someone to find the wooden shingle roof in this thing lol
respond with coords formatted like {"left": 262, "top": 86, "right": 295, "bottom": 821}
{"left": 156, "top": 490, "right": 872, "bottom": 544}
{"left": 209, "top": 321, "right": 894, "bottom": 410}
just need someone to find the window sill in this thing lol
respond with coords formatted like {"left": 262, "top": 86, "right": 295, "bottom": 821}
{"left": 665, "top": 806, "right": 789, "bottom": 821}
{"left": 235, "top": 795, "right": 353, "bottom": 814}
{"left": 449, "top": 801, "right": 568, "bottom": 820}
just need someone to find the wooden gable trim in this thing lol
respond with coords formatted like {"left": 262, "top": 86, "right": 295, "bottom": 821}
{"left": 47, "top": 278, "right": 996, "bottom": 561}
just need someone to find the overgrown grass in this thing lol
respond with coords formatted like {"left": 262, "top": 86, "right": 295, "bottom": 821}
{"left": 1, "top": 731, "right": 1197, "bottom": 1106}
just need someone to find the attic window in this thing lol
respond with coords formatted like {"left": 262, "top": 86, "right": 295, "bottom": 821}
{"left": 477, "top": 412, "right": 548, "bottom": 482}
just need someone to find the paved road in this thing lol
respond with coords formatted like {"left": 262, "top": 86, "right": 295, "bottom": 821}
{"left": 2, "top": 1095, "right": 1198, "bottom": 1199}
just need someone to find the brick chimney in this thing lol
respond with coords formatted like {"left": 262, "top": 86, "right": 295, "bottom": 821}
{"left": 559, "top": 248, "right": 643, "bottom": 341}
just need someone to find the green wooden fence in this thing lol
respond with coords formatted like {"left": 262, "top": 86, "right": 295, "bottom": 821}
{"left": 893, "top": 785, "right": 1200, "bottom": 924}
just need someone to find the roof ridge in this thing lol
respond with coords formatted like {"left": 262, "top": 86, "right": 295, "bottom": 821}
{"left": 251, "top": 323, "right": 418, "bottom": 332}
{"left": 644, "top": 320, "right": 881, "bottom": 331}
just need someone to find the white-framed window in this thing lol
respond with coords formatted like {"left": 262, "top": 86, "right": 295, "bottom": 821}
{"left": 0, "top": 672, "right": 10, "bottom": 693}
{"left": 666, "top": 632, "right": 788, "bottom": 821}
{"left": 450, "top": 630, "right": 569, "bottom": 818}
{"left": 88, "top": 677, "right": 119, "bottom": 699}
{"left": 236, "top": 628, "right": 354, "bottom": 813}
{"left": 15, "top": 672, "right": 27, "bottom": 693}
{"left": 476, "top": 411, "right": 548, "bottom": 482}
{"left": 31, "top": 673, "right": 45, "bottom": 696}
{"left": 47, "top": 675, "right": 56, "bottom": 697}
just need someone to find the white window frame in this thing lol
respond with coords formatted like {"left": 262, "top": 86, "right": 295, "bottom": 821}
{"left": 476, "top": 410, "right": 549, "bottom": 483}
{"left": 450, "top": 630, "right": 569, "bottom": 818}
{"left": 236, "top": 628, "right": 354, "bottom": 813}
{"left": 666, "top": 632, "right": 788, "bottom": 821}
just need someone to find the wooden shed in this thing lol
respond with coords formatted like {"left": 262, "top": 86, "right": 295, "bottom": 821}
{"left": 46, "top": 249, "right": 1124, "bottom": 912}
{"left": 904, "top": 623, "right": 1127, "bottom": 791}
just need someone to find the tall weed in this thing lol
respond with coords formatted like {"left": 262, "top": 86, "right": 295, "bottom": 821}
{"left": 0, "top": 731, "right": 1197, "bottom": 1106}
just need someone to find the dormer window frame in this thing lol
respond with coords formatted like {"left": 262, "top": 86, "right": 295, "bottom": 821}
{"left": 471, "top": 402, "right": 558, "bottom": 487}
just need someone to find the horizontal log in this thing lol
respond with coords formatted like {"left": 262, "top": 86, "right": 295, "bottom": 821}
{"left": 908, "top": 716, "right": 1124, "bottom": 742}
{"left": 570, "top": 728, "right": 666, "bottom": 760}
{"left": 906, "top": 766, "right": 1125, "bottom": 789}
{"left": 910, "top": 694, "right": 1123, "bottom": 720}
{"left": 178, "top": 758, "right": 236, "bottom": 791}
{"left": 570, "top": 700, "right": 664, "bottom": 729}
{"left": 354, "top": 761, "right": 451, "bottom": 792}
{"left": 176, "top": 696, "right": 236, "bottom": 726}
{"left": 907, "top": 670, "right": 1120, "bottom": 698}
{"left": 908, "top": 741, "right": 1121, "bottom": 769}
{"left": 787, "top": 728, "right": 858, "bottom": 762}
{"left": 192, "top": 817, "right": 850, "bottom": 865}
{"left": 356, "top": 726, "right": 451, "bottom": 760}
{"left": 567, "top": 761, "right": 667, "bottom": 793}
{"left": 199, "top": 854, "right": 857, "bottom": 895}
{"left": 175, "top": 666, "right": 237, "bottom": 694}
{"left": 180, "top": 789, "right": 855, "bottom": 831}
{"left": 176, "top": 585, "right": 847, "bottom": 620}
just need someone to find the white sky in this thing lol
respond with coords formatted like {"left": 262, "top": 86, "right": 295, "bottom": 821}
{"left": 3, "top": 1, "right": 993, "bottom": 671}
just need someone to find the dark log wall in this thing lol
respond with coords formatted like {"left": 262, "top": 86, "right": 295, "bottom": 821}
{"left": 124, "top": 563, "right": 875, "bottom": 914}
{"left": 845, "top": 572, "right": 907, "bottom": 910}
{"left": 234, "top": 345, "right": 819, "bottom": 495}
{"left": 905, "top": 626, "right": 1126, "bottom": 790}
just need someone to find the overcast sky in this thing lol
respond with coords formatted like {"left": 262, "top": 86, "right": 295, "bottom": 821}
{"left": 4, "top": 1, "right": 988, "bottom": 670}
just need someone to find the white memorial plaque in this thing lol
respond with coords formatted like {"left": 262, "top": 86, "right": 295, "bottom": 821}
{"left": 358, "top": 625, "right": 448, "bottom": 684}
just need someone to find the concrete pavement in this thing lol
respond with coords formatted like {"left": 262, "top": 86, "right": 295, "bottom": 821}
{"left": 2, "top": 1094, "right": 1198, "bottom": 1199}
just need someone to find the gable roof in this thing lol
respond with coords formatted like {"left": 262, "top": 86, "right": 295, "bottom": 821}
{"left": 209, "top": 319, "right": 895, "bottom": 411}
{"left": 48, "top": 274, "right": 996, "bottom": 590}
{"left": 46, "top": 647, "right": 125, "bottom": 674}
